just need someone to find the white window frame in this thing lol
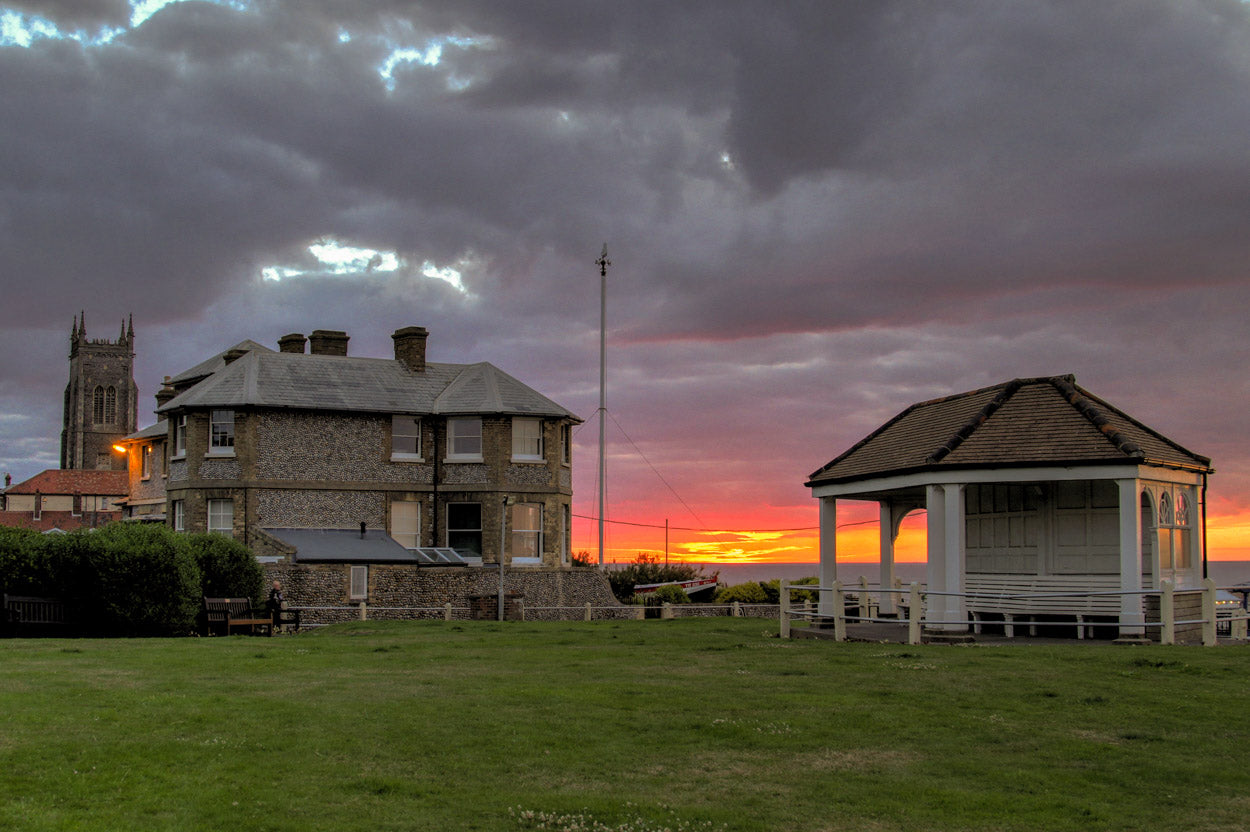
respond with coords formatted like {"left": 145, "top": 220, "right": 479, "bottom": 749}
{"left": 173, "top": 500, "right": 185, "bottom": 532}
{"left": 561, "top": 504, "right": 571, "bottom": 566}
{"left": 209, "top": 410, "right": 235, "bottom": 456}
{"left": 173, "top": 415, "right": 187, "bottom": 458}
{"left": 141, "top": 444, "right": 152, "bottom": 480}
{"left": 390, "top": 415, "right": 422, "bottom": 461}
{"left": 349, "top": 565, "right": 368, "bottom": 600}
{"left": 390, "top": 499, "right": 421, "bottom": 549}
{"left": 447, "top": 502, "right": 483, "bottom": 561}
{"left": 446, "top": 418, "right": 483, "bottom": 462}
{"left": 207, "top": 498, "right": 233, "bottom": 537}
{"left": 509, "top": 502, "right": 543, "bottom": 566}
{"left": 560, "top": 423, "right": 571, "bottom": 466}
{"left": 512, "top": 418, "right": 544, "bottom": 462}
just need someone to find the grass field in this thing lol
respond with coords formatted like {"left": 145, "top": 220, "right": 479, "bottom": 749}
{"left": 2, "top": 619, "right": 1249, "bottom": 832}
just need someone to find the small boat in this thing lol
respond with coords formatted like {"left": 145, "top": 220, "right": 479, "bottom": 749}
{"left": 632, "top": 577, "right": 719, "bottom": 598}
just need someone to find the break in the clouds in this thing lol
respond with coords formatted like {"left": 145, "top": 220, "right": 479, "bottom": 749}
{"left": 2, "top": 1, "right": 1250, "bottom": 557}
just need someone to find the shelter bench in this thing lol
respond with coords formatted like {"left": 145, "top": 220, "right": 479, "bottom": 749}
{"left": 964, "top": 575, "right": 1122, "bottom": 639}
{"left": 201, "top": 597, "right": 275, "bottom": 636}
{"left": 2, "top": 594, "right": 67, "bottom": 636}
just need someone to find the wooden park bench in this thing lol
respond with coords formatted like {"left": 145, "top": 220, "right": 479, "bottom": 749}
{"left": 2, "top": 594, "right": 67, "bottom": 636}
{"left": 964, "top": 575, "right": 1122, "bottom": 639}
{"left": 201, "top": 597, "right": 274, "bottom": 636}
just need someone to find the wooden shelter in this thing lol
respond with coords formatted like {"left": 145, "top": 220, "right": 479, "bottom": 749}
{"left": 806, "top": 375, "right": 1213, "bottom": 637}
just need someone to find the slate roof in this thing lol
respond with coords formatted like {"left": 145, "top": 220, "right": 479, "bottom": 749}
{"left": 156, "top": 351, "right": 579, "bottom": 420}
{"left": 807, "top": 375, "right": 1212, "bottom": 487}
{"left": 3, "top": 469, "right": 128, "bottom": 495}
{"left": 264, "top": 528, "right": 420, "bottom": 563}
{"left": 121, "top": 422, "right": 169, "bottom": 442}
{"left": 168, "top": 340, "right": 274, "bottom": 388}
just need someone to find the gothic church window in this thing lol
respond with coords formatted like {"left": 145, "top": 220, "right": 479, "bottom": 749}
{"left": 104, "top": 386, "right": 117, "bottom": 423}
{"left": 93, "top": 386, "right": 105, "bottom": 424}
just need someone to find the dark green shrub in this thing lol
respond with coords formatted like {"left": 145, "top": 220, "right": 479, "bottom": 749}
{"left": 66, "top": 524, "right": 201, "bottom": 636}
{"left": 714, "top": 582, "right": 768, "bottom": 604}
{"left": 760, "top": 576, "right": 819, "bottom": 604}
{"left": 186, "top": 533, "right": 264, "bottom": 603}
{"left": 0, "top": 527, "right": 52, "bottom": 595}
{"left": 649, "top": 584, "right": 691, "bottom": 605}
{"left": 606, "top": 553, "right": 710, "bottom": 602}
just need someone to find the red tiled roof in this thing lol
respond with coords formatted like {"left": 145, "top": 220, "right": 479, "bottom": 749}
{"left": 807, "top": 375, "right": 1212, "bottom": 486}
{"left": 4, "top": 469, "right": 128, "bottom": 496}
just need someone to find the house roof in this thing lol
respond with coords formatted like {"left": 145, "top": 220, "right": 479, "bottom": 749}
{"left": 121, "top": 422, "right": 168, "bottom": 442}
{"left": 3, "top": 469, "right": 128, "bottom": 496}
{"left": 168, "top": 340, "right": 274, "bottom": 387}
{"left": 807, "top": 375, "right": 1212, "bottom": 487}
{"left": 263, "top": 527, "right": 421, "bottom": 563}
{"left": 157, "top": 350, "right": 580, "bottom": 420}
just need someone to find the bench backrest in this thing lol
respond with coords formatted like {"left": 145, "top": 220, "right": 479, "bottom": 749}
{"left": 202, "top": 597, "right": 257, "bottom": 619}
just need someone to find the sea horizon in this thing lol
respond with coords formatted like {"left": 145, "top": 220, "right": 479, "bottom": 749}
{"left": 681, "top": 560, "right": 1250, "bottom": 587}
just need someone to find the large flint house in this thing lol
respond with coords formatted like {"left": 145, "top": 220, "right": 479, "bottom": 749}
{"left": 807, "top": 375, "right": 1213, "bottom": 638}
{"left": 122, "top": 327, "right": 580, "bottom": 573}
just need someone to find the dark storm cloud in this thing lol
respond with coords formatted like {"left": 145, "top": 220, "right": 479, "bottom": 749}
{"left": 2, "top": 0, "right": 1249, "bottom": 536}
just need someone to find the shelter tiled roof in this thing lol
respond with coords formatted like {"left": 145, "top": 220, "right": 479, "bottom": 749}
{"left": 157, "top": 351, "right": 579, "bottom": 420}
{"left": 3, "top": 469, "right": 128, "bottom": 496}
{"left": 807, "top": 375, "right": 1212, "bottom": 486}
{"left": 264, "top": 528, "right": 420, "bottom": 563}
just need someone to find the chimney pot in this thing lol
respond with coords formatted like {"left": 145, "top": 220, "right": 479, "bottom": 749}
{"left": 278, "top": 333, "right": 307, "bottom": 354}
{"left": 392, "top": 326, "right": 429, "bottom": 372}
{"left": 309, "top": 330, "right": 349, "bottom": 356}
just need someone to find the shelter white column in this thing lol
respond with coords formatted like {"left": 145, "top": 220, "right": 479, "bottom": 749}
{"left": 943, "top": 483, "right": 967, "bottom": 632}
{"left": 879, "top": 501, "right": 897, "bottom": 615}
{"left": 925, "top": 485, "right": 946, "bottom": 629}
{"left": 1118, "top": 478, "right": 1145, "bottom": 637}
{"left": 818, "top": 497, "right": 838, "bottom": 616}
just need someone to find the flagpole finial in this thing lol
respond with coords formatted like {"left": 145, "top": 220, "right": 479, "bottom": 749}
{"left": 596, "top": 244, "right": 611, "bottom": 277}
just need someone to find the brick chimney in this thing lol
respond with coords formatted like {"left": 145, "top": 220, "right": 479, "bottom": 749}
{"left": 154, "top": 377, "right": 176, "bottom": 417}
{"left": 392, "top": 326, "right": 428, "bottom": 372}
{"left": 309, "top": 330, "right": 349, "bottom": 356}
{"left": 278, "top": 333, "right": 307, "bottom": 354}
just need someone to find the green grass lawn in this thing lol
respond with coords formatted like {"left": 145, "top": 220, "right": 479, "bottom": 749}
{"left": 2, "top": 619, "right": 1248, "bottom": 832}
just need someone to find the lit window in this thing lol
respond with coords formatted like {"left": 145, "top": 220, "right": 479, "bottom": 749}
{"left": 447, "top": 418, "right": 482, "bottom": 459}
{"left": 391, "top": 415, "right": 421, "bottom": 458}
{"left": 509, "top": 502, "right": 542, "bottom": 563}
{"left": 512, "top": 418, "right": 543, "bottom": 460}
{"left": 391, "top": 499, "right": 421, "bottom": 549}
{"left": 141, "top": 445, "right": 152, "bottom": 479}
{"left": 447, "top": 503, "right": 482, "bottom": 557}
{"left": 207, "top": 498, "right": 233, "bottom": 536}
{"left": 210, "top": 410, "right": 235, "bottom": 454}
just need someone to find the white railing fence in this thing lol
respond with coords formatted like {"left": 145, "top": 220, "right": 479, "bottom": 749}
{"left": 780, "top": 578, "right": 1248, "bottom": 647}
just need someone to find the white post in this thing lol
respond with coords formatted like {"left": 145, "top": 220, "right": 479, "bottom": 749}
{"left": 818, "top": 497, "right": 838, "bottom": 616}
{"left": 858, "top": 575, "right": 870, "bottom": 622}
{"left": 908, "top": 583, "right": 922, "bottom": 645}
{"left": 444, "top": 602, "right": 452, "bottom": 621}
{"left": 879, "top": 501, "right": 897, "bottom": 615}
{"left": 1117, "top": 478, "right": 1145, "bottom": 638}
{"left": 943, "top": 483, "right": 966, "bottom": 632}
{"left": 732, "top": 600, "right": 741, "bottom": 618}
{"left": 925, "top": 485, "right": 947, "bottom": 630}
{"left": 1202, "top": 577, "right": 1217, "bottom": 647}
{"left": 661, "top": 602, "right": 673, "bottom": 620}
{"left": 584, "top": 602, "right": 592, "bottom": 622}
{"left": 1160, "top": 580, "right": 1174, "bottom": 646}
{"left": 779, "top": 581, "right": 791, "bottom": 639}
{"left": 358, "top": 600, "right": 367, "bottom": 621}
{"left": 833, "top": 580, "right": 845, "bottom": 642}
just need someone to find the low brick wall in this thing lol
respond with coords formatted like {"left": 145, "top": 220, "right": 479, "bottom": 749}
{"left": 262, "top": 564, "right": 633, "bottom": 624}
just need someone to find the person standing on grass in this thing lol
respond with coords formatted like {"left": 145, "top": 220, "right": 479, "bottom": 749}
{"left": 267, "top": 580, "right": 285, "bottom": 631}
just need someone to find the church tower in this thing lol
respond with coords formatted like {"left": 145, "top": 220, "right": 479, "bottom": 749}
{"left": 60, "top": 313, "right": 138, "bottom": 470}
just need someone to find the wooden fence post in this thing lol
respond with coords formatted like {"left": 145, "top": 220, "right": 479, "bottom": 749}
{"left": 780, "top": 581, "right": 791, "bottom": 639}
{"left": 858, "top": 575, "right": 871, "bottom": 621}
{"left": 908, "top": 583, "right": 922, "bottom": 646}
{"left": 1161, "top": 580, "right": 1174, "bottom": 645}
{"left": 1202, "top": 577, "right": 1217, "bottom": 647}
{"left": 833, "top": 580, "right": 846, "bottom": 642}
{"left": 358, "top": 601, "right": 367, "bottom": 621}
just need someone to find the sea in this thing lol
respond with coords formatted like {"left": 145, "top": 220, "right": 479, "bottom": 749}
{"left": 689, "top": 560, "right": 1250, "bottom": 588}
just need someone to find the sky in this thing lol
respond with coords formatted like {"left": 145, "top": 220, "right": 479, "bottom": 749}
{"left": 2, "top": 0, "right": 1249, "bottom": 565}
